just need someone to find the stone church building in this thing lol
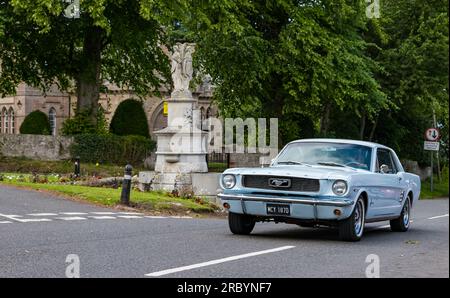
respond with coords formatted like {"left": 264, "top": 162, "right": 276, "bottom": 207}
{"left": 0, "top": 80, "right": 216, "bottom": 138}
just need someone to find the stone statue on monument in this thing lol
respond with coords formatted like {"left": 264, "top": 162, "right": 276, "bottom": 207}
{"left": 171, "top": 43, "right": 195, "bottom": 97}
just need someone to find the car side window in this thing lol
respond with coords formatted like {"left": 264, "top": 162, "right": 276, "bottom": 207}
{"left": 377, "top": 149, "right": 396, "bottom": 174}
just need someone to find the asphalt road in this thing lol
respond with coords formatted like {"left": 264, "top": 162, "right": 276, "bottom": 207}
{"left": 0, "top": 185, "right": 448, "bottom": 278}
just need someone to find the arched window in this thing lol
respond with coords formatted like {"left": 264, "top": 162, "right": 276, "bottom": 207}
{"left": 8, "top": 108, "right": 15, "bottom": 134}
{"left": 49, "top": 108, "right": 57, "bottom": 135}
{"left": 2, "top": 108, "right": 8, "bottom": 134}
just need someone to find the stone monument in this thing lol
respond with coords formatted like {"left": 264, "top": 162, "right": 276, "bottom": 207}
{"left": 152, "top": 43, "right": 208, "bottom": 192}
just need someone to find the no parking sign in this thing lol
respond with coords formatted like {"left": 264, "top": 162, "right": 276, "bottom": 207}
{"left": 424, "top": 128, "right": 440, "bottom": 151}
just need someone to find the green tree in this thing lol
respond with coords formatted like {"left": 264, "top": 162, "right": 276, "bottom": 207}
{"left": 109, "top": 99, "right": 150, "bottom": 138}
{"left": 0, "top": 0, "right": 171, "bottom": 125}
{"left": 185, "top": 0, "right": 389, "bottom": 145}
{"left": 19, "top": 110, "right": 51, "bottom": 135}
{"left": 371, "top": 0, "right": 449, "bottom": 164}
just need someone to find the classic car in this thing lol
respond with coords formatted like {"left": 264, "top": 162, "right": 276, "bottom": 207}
{"left": 218, "top": 139, "right": 421, "bottom": 241}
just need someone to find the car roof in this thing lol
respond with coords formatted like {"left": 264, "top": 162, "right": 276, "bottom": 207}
{"left": 289, "top": 138, "right": 391, "bottom": 150}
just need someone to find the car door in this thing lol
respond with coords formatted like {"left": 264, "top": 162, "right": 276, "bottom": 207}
{"left": 371, "top": 148, "right": 403, "bottom": 216}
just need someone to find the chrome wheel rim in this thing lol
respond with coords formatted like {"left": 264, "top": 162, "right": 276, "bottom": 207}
{"left": 354, "top": 200, "right": 364, "bottom": 237}
{"left": 403, "top": 200, "right": 410, "bottom": 227}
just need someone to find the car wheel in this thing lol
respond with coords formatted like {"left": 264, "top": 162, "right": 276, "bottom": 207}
{"left": 390, "top": 198, "right": 411, "bottom": 232}
{"left": 228, "top": 212, "right": 255, "bottom": 235}
{"left": 339, "top": 197, "right": 365, "bottom": 241}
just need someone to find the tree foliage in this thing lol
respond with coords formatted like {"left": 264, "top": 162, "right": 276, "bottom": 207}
{"left": 19, "top": 110, "right": 51, "bottom": 135}
{"left": 0, "top": 0, "right": 171, "bottom": 124}
{"left": 109, "top": 99, "right": 150, "bottom": 138}
{"left": 186, "top": 0, "right": 389, "bottom": 144}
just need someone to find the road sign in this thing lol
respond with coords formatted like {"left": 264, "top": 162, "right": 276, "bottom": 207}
{"left": 425, "top": 128, "right": 440, "bottom": 141}
{"left": 424, "top": 141, "right": 440, "bottom": 151}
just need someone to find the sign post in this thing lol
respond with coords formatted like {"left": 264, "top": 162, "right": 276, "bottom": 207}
{"left": 424, "top": 127, "right": 441, "bottom": 192}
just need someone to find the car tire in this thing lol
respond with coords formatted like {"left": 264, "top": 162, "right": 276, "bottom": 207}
{"left": 228, "top": 212, "right": 255, "bottom": 235}
{"left": 390, "top": 198, "right": 411, "bottom": 232}
{"left": 339, "top": 197, "right": 365, "bottom": 241}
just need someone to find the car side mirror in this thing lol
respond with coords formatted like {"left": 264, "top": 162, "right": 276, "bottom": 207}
{"left": 380, "top": 164, "right": 390, "bottom": 174}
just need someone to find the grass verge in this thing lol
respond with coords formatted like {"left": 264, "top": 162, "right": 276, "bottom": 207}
{"left": 0, "top": 180, "right": 218, "bottom": 215}
{"left": 0, "top": 156, "right": 145, "bottom": 177}
{"left": 420, "top": 175, "right": 449, "bottom": 199}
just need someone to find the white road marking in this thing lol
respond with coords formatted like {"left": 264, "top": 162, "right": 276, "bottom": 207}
{"left": 145, "top": 246, "right": 296, "bottom": 277}
{"left": 27, "top": 213, "right": 58, "bottom": 216}
{"left": 117, "top": 215, "right": 143, "bottom": 219}
{"left": 144, "top": 216, "right": 167, "bottom": 219}
{"left": 90, "top": 212, "right": 116, "bottom": 215}
{"left": 428, "top": 214, "right": 449, "bottom": 220}
{"left": 89, "top": 216, "right": 116, "bottom": 220}
{"left": 0, "top": 213, "right": 52, "bottom": 223}
{"left": 0, "top": 221, "right": 12, "bottom": 224}
{"left": 56, "top": 216, "right": 87, "bottom": 221}
{"left": 119, "top": 212, "right": 144, "bottom": 215}
{"left": 60, "top": 212, "right": 88, "bottom": 215}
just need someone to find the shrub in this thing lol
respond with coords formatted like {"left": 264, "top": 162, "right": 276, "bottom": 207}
{"left": 70, "top": 134, "right": 156, "bottom": 165}
{"left": 19, "top": 110, "right": 51, "bottom": 135}
{"left": 62, "top": 107, "right": 110, "bottom": 136}
{"left": 109, "top": 99, "right": 150, "bottom": 138}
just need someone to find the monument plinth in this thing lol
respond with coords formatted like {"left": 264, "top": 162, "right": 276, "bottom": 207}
{"left": 152, "top": 43, "right": 208, "bottom": 191}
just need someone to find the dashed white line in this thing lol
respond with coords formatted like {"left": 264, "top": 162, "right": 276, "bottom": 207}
{"left": 428, "top": 214, "right": 449, "bottom": 220}
{"left": 119, "top": 212, "right": 144, "bottom": 215}
{"left": 117, "top": 215, "right": 143, "bottom": 219}
{"left": 16, "top": 218, "right": 52, "bottom": 223}
{"left": 89, "top": 216, "right": 116, "bottom": 220}
{"left": 0, "top": 213, "right": 52, "bottom": 223}
{"left": 144, "top": 216, "right": 168, "bottom": 219}
{"left": 60, "top": 212, "right": 88, "bottom": 215}
{"left": 90, "top": 212, "right": 116, "bottom": 215}
{"left": 0, "top": 221, "right": 12, "bottom": 224}
{"left": 145, "top": 246, "right": 296, "bottom": 277}
{"left": 56, "top": 217, "right": 87, "bottom": 221}
{"left": 27, "top": 213, "right": 58, "bottom": 216}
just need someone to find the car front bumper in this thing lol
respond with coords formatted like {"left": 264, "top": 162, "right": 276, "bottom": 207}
{"left": 218, "top": 193, "right": 355, "bottom": 221}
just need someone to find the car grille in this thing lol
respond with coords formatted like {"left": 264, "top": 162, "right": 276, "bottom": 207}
{"left": 242, "top": 175, "right": 320, "bottom": 192}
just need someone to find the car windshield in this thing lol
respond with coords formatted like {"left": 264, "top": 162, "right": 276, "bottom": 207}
{"left": 275, "top": 142, "right": 372, "bottom": 171}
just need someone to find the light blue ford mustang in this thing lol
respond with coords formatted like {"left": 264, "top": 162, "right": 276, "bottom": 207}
{"left": 218, "top": 139, "right": 421, "bottom": 241}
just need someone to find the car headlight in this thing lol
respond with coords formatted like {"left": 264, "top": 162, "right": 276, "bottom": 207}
{"left": 222, "top": 174, "right": 236, "bottom": 189}
{"left": 332, "top": 180, "right": 347, "bottom": 196}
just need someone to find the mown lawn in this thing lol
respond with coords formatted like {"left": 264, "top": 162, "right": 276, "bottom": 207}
{"left": 0, "top": 179, "right": 217, "bottom": 214}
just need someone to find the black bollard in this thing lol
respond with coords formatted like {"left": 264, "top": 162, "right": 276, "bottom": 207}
{"left": 120, "top": 164, "right": 133, "bottom": 205}
{"left": 74, "top": 156, "right": 80, "bottom": 178}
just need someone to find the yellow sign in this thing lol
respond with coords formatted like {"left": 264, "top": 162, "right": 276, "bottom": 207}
{"left": 163, "top": 101, "right": 168, "bottom": 116}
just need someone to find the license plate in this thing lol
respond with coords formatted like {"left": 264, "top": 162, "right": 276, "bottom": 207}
{"left": 266, "top": 204, "right": 290, "bottom": 216}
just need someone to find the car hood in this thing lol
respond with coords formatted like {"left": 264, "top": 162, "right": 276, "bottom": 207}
{"left": 224, "top": 165, "right": 363, "bottom": 180}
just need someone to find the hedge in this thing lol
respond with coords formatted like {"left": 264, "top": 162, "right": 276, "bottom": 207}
{"left": 70, "top": 134, "right": 156, "bottom": 165}
{"left": 109, "top": 99, "right": 150, "bottom": 138}
{"left": 20, "top": 110, "right": 51, "bottom": 135}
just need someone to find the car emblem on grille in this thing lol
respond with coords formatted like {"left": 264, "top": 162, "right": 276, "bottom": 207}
{"left": 268, "top": 178, "right": 291, "bottom": 188}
